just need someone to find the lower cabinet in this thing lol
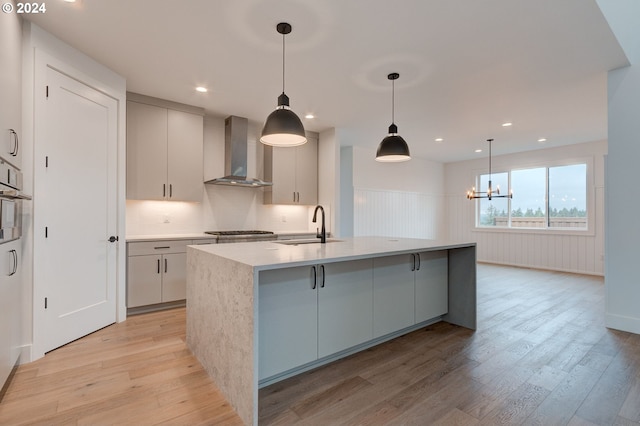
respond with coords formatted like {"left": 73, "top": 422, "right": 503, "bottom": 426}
{"left": 127, "top": 240, "right": 190, "bottom": 308}
{"left": 373, "top": 254, "right": 415, "bottom": 338}
{"left": 258, "top": 253, "right": 448, "bottom": 381}
{"left": 372, "top": 250, "right": 449, "bottom": 335}
{"left": 258, "top": 258, "right": 373, "bottom": 380}
{"left": 0, "top": 239, "right": 22, "bottom": 389}
{"left": 318, "top": 260, "right": 373, "bottom": 357}
{"left": 258, "top": 266, "right": 318, "bottom": 380}
{"left": 415, "top": 251, "right": 448, "bottom": 323}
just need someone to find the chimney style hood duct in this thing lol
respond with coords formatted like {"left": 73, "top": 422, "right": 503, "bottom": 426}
{"left": 205, "top": 116, "right": 273, "bottom": 187}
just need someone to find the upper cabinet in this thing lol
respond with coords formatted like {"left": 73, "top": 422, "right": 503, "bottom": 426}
{"left": 263, "top": 132, "right": 318, "bottom": 205}
{"left": 126, "top": 94, "right": 204, "bottom": 201}
{"left": 0, "top": 12, "right": 22, "bottom": 168}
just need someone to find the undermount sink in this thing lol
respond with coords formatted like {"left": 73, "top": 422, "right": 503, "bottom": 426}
{"left": 275, "top": 239, "right": 343, "bottom": 246}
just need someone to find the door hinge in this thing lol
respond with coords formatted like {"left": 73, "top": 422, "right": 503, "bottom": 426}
{"left": 46, "top": 85, "right": 49, "bottom": 98}
{"left": 44, "top": 297, "right": 48, "bottom": 309}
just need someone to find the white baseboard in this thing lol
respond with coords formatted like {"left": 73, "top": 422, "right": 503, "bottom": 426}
{"left": 605, "top": 313, "right": 640, "bottom": 335}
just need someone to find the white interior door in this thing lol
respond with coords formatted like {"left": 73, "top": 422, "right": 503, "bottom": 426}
{"left": 36, "top": 66, "right": 118, "bottom": 353}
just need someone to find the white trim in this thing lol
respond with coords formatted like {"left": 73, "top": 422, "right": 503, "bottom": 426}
{"left": 605, "top": 313, "right": 640, "bottom": 334}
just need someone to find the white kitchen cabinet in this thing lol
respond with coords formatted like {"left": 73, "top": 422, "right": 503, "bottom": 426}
{"left": 263, "top": 132, "right": 318, "bottom": 205}
{"left": 127, "top": 240, "right": 190, "bottom": 308}
{"left": 0, "top": 239, "right": 22, "bottom": 389}
{"left": 0, "top": 11, "right": 22, "bottom": 169}
{"left": 317, "top": 259, "right": 373, "bottom": 358}
{"left": 126, "top": 98, "right": 204, "bottom": 201}
{"left": 372, "top": 254, "right": 415, "bottom": 338}
{"left": 415, "top": 251, "right": 448, "bottom": 323}
{"left": 258, "top": 266, "right": 318, "bottom": 380}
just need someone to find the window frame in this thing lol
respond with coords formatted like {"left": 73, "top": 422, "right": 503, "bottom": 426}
{"left": 472, "top": 156, "right": 594, "bottom": 236}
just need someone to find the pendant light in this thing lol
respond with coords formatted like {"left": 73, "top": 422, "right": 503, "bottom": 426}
{"left": 260, "top": 22, "right": 307, "bottom": 147}
{"left": 375, "top": 73, "right": 411, "bottom": 162}
{"left": 466, "top": 139, "right": 513, "bottom": 200}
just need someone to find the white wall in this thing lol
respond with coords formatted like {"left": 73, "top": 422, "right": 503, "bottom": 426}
{"left": 606, "top": 63, "right": 640, "bottom": 334}
{"left": 340, "top": 145, "right": 445, "bottom": 239}
{"left": 445, "top": 140, "right": 607, "bottom": 275}
{"left": 126, "top": 116, "right": 316, "bottom": 236}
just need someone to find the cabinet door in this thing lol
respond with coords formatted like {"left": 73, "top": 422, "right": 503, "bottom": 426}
{"left": 268, "top": 146, "right": 297, "bottom": 204}
{"left": 126, "top": 101, "right": 168, "bottom": 200}
{"left": 162, "top": 253, "right": 187, "bottom": 302}
{"left": 415, "top": 251, "right": 448, "bottom": 323}
{"left": 0, "top": 240, "right": 21, "bottom": 389}
{"left": 0, "top": 11, "right": 22, "bottom": 168}
{"left": 295, "top": 136, "right": 318, "bottom": 205}
{"left": 318, "top": 259, "right": 373, "bottom": 358}
{"left": 373, "top": 254, "right": 415, "bottom": 338}
{"left": 127, "top": 255, "right": 162, "bottom": 307}
{"left": 167, "top": 110, "right": 203, "bottom": 202}
{"left": 259, "top": 266, "right": 318, "bottom": 380}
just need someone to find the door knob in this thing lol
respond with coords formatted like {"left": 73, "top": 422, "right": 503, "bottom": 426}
{"left": 108, "top": 236, "right": 119, "bottom": 243}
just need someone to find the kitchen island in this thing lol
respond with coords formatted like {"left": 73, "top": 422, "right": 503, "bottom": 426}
{"left": 186, "top": 237, "right": 476, "bottom": 426}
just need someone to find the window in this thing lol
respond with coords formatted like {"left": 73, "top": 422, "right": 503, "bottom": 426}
{"left": 475, "top": 163, "right": 588, "bottom": 230}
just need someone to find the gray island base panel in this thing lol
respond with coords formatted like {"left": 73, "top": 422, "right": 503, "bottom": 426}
{"left": 186, "top": 237, "right": 476, "bottom": 426}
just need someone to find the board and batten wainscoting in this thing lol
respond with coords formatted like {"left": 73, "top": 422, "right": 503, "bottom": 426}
{"left": 340, "top": 145, "right": 446, "bottom": 240}
{"left": 445, "top": 140, "right": 606, "bottom": 276}
{"left": 354, "top": 188, "right": 442, "bottom": 239}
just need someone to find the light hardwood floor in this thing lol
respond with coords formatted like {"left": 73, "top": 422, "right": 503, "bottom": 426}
{"left": 1, "top": 264, "right": 639, "bottom": 425}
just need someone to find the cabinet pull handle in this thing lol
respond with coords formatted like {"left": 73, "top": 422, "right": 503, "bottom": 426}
{"left": 154, "top": 246, "right": 170, "bottom": 250}
{"left": 311, "top": 266, "right": 316, "bottom": 290}
{"left": 293, "top": 192, "right": 296, "bottom": 203}
{"left": 169, "top": 184, "right": 173, "bottom": 198}
{"left": 157, "top": 259, "right": 160, "bottom": 274}
{"left": 411, "top": 254, "right": 416, "bottom": 271}
{"left": 163, "top": 184, "right": 166, "bottom": 197}
{"left": 320, "top": 264, "right": 325, "bottom": 288}
{"left": 297, "top": 192, "right": 300, "bottom": 203}
{"left": 416, "top": 253, "right": 421, "bottom": 271}
{"left": 9, "top": 249, "right": 17, "bottom": 276}
{"left": 9, "top": 129, "right": 18, "bottom": 156}
{"left": 164, "top": 258, "right": 168, "bottom": 273}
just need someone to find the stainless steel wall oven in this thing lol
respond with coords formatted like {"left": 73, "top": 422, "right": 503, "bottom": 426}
{"left": 0, "top": 159, "right": 31, "bottom": 243}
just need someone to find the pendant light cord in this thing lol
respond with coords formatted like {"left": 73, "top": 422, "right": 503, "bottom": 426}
{"left": 391, "top": 78, "right": 395, "bottom": 125}
{"left": 282, "top": 31, "right": 286, "bottom": 94}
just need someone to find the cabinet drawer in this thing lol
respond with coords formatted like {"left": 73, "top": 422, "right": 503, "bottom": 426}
{"left": 128, "top": 240, "right": 190, "bottom": 256}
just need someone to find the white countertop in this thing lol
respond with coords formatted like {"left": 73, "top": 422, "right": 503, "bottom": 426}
{"left": 188, "top": 236, "right": 476, "bottom": 271}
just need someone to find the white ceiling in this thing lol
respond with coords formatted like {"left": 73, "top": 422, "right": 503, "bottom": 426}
{"left": 25, "top": 0, "right": 629, "bottom": 163}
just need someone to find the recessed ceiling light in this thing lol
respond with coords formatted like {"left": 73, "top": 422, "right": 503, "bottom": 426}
{"left": 435, "top": 138, "right": 443, "bottom": 142}
{"left": 63, "top": 0, "right": 77, "bottom": 3}
{"left": 475, "top": 149, "right": 482, "bottom": 153}
{"left": 538, "top": 138, "right": 547, "bottom": 143}
{"left": 502, "top": 122, "right": 512, "bottom": 127}
{"left": 305, "top": 114, "right": 315, "bottom": 119}
{"left": 195, "top": 86, "right": 208, "bottom": 93}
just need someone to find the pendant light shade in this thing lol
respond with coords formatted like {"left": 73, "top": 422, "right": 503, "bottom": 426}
{"left": 261, "top": 22, "right": 307, "bottom": 147}
{"left": 376, "top": 73, "right": 410, "bottom": 162}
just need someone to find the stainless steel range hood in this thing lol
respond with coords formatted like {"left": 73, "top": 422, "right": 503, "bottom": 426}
{"left": 205, "top": 116, "right": 273, "bottom": 187}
